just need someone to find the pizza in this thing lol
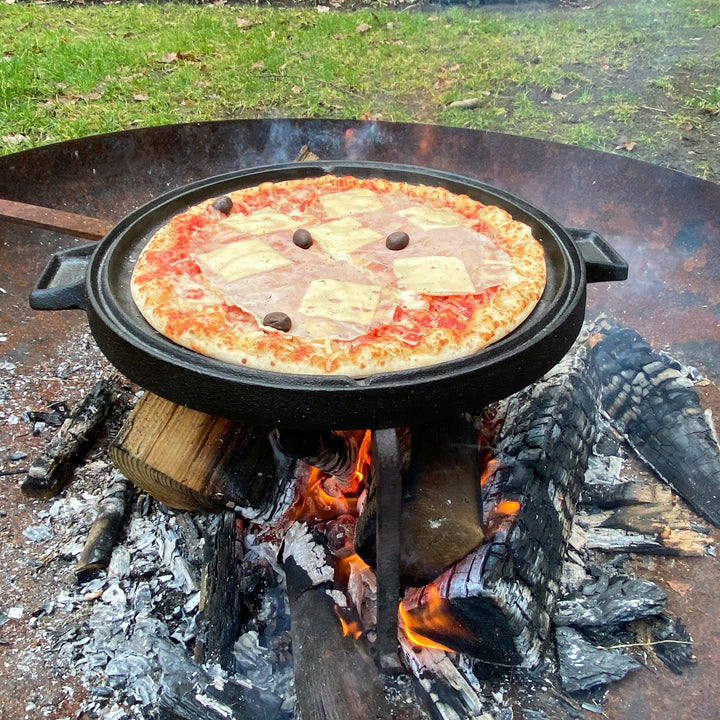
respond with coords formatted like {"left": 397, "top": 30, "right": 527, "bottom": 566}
{"left": 130, "top": 174, "right": 546, "bottom": 377}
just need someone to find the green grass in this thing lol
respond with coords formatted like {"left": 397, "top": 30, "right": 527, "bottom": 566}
{"left": 1, "top": 0, "right": 719, "bottom": 179}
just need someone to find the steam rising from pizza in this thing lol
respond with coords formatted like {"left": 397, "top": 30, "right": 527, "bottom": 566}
{"left": 130, "top": 175, "right": 546, "bottom": 377}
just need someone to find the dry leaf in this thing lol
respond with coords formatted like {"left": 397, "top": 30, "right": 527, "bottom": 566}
{"left": 550, "top": 90, "right": 566, "bottom": 101}
{"left": 236, "top": 17, "right": 256, "bottom": 29}
{"left": 133, "top": 93, "right": 149, "bottom": 102}
{"left": 614, "top": 137, "right": 636, "bottom": 151}
{"left": 356, "top": 22, "right": 370, "bottom": 34}
{"left": 448, "top": 63, "right": 461, "bottom": 72}
{"left": 667, "top": 580, "right": 691, "bottom": 596}
{"left": 1, "top": 133, "right": 30, "bottom": 145}
{"left": 158, "top": 52, "right": 178, "bottom": 64}
{"left": 316, "top": 5, "right": 330, "bottom": 12}
{"left": 333, "top": 33, "right": 345, "bottom": 40}
{"left": 291, "top": 85, "right": 302, "bottom": 95}
{"left": 251, "top": 61, "right": 265, "bottom": 71}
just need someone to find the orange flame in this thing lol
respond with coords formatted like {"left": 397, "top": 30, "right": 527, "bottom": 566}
{"left": 398, "top": 586, "right": 460, "bottom": 653}
{"left": 290, "top": 431, "right": 371, "bottom": 523}
{"left": 334, "top": 606, "right": 364, "bottom": 640}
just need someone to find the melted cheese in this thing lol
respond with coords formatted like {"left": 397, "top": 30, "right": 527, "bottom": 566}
{"left": 397, "top": 205, "right": 470, "bottom": 230}
{"left": 196, "top": 239, "right": 291, "bottom": 282}
{"left": 300, "top": 278, "right": 382, "bottom": 325}
{"left": 319, "top": 188, "right": 384, "bottom": 217}
{"left": 310, "top": 217, "right": 382, "bottom": 257}
{"left": 219, "top": 208, "right": 298, "bottom": 235}
{"left": 393, "top": 256, "right": 475, "bottom": 294}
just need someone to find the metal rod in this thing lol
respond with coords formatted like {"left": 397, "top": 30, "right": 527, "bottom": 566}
{"left": 372, "top": 427, "right": 403, "bottom": 672}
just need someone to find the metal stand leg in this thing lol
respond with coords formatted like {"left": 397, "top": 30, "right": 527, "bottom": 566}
{"left": 372, "top": 428, "right": 403, "bottom": 672}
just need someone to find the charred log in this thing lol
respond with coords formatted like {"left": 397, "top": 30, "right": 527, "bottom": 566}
{"left": 75, "top": 472, "right": 133, "bottom": 581}
{"left": 21, "top": 378, "right": 121, "bottom": 497}
{"left": 193, "top": 511, "right": 242, "bottom": 670}
{"left": 589, "top": 319, "right": 720, "bottom": 526}
{"left": 272, "top": 428, "right": 364, "bottom": 490}
{"left": 282, "top": 522, "right": 397, "bottom": 720}
{"left": 355, "top": 416, "right": 484, "bottom": 587}
{"left": 579, "top": 505, "right": 712, "bottom": 557}
{"left": 401, "top": 347, "right": 600, "bottom": 667}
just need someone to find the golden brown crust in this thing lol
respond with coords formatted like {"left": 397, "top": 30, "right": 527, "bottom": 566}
{"left": 130, "top": 175, "right": 546, "bottom": 377}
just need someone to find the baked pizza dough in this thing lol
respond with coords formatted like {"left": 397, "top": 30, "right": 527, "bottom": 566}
{"left": 130, "top": 174, "right": 546, "bottom": 377}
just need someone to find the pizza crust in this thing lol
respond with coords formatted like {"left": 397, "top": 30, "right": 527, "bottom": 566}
{"left": 130, "top": 174, "right": 547, "bottom": 377}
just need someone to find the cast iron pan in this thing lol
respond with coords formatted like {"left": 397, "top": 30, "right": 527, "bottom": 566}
{"left": 30, "top": 161, "right": 627, "bottom": 429}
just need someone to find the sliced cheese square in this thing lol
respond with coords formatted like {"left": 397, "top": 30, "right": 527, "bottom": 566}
{"left": 397, "top": 205, "right": 469, "bottom": 230}
{"left": 319, "top": 188, "right": 384, "bottom": 218}
{"left": 311, "top": 217, "right": 382, "bottom": 257}
{"left": 219, "top": 208, "right": 298, "bottom": 235}
{"left": 393, "top": 256, "right": 475, "bottom": 295}
{"left": 300, "top": 279, "right": 382, "bottom": 326}
{"left": 197, "top": 239, "right": 291, "bottom": 282}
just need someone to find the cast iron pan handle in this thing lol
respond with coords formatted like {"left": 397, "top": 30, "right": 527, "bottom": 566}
{"left": 567, "top": 228, "right": 628, "bottom": 283}
{"left": 29, "top": 244, "right": 94, "bottom": 311}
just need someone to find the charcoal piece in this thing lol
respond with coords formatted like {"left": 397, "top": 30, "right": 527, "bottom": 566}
{"left": 650, "top": 615, "right": 696, "bottom": 675}
{"left": 193, "top": 511, "right": 242, "bottom": 670}
{"left": 553, "top": 578, "right": 667, "bottom": 628}
{"left": 76, "top": 473, "right": 132, "bottom": 580}
{"left": 21, "top": 378, "right": 120, "bottom": 497}
{"left": 402, "top": 346, "right": 601, "bottom": 668}
{"left": 590, "top": 319, "right": 720, "bottom": 527}
{"left": 555, "top": 626, "right": 641, "bottom": 694}
{"left": 158, "top": 672, "right": 282, "bottom": 720}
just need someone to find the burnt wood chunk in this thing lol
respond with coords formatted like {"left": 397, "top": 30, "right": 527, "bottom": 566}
{"left": 283, "top": 523, "right": 396, "bottom": 720}
{"left": 580, "top": 504, "right": 713, "bottom": 557}
{"left": 553, "top": 578, "right": 667, "bottom": 628}
{"left": 158, "top": 666, "right": 282, "bottom": 720}
{"left": 402, "top": 347, "right": 600, "bottom": 667}
{"left": 590, "top": 319, "right": 720, "bottom": 527}
{"left": 555, "top": 626, "right": 641, "bottom": 694}
{"left": 21, "top": 378, "right": 120, "bottom": 497}
{"left": 76, "top": 472, "right": 132, "bottom": 579}
{"left": 193, "top": 511, "right": 242, "bottom": 670}
{"left": 110, "top": 393, "right": 277, "bottom": 514}
{"left": 355, "top": 416, "right": 483, "bottom": 587}
{"left": 272, "top": 428, "right": 364, "bottom": 489}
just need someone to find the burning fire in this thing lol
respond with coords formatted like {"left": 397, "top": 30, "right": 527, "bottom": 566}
{"left": 398, "top": 585, "right": 479, "bottom": 653}
{"left": 291, "top": 430, "right": 371, "bottom": 523}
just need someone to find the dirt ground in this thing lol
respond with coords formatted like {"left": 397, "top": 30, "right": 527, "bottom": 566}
{"left": 1, "top": 1, "right": 719, "bottom": 719}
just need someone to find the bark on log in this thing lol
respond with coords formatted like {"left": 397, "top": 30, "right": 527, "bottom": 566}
{"left": 282, "top": 522, "right": 396, "bottom": 720}
{"left": 193, "top": 511, "right": 242, "bottom": 670}
{"left": 401, "top": 347, "right": 600, "bottom": 668}
{"left": 110, "top": 393, "right": 278, "bottom": 514}
{"left": 589, "top": 318, "right": 720, "bottom": 526}
{"left": 21, "top": 378, "right": 120, "bottom": 497}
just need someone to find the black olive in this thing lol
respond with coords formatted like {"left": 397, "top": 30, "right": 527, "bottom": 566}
{"left": 293, "top": 228, "right": 313, "bottom": 249}
{"left": 212, "top": 195, "right": 234, "bottom": 214}
{"left": 386, "top": 231, "right": 410, "bottom": 251}
{"left": 263, "top": 311, "right": 292, "bottom": 332}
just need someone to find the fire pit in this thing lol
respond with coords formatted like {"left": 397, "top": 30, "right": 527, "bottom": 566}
{"left": 2, "top": 119, "right": 720, "bottom": 720}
